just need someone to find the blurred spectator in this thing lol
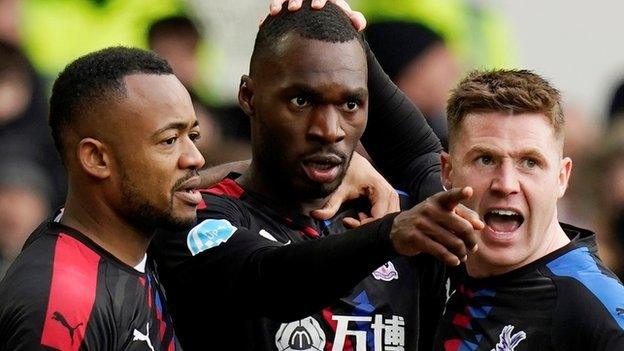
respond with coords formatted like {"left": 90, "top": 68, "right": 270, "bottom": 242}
{"left": 0, "top": 41, "right": 65, "bottom": 206}
{"left": 608, "top": 79, "right": 624, "bottom": 126}
{"left": 148, "top": 15, "right": 251, "bottom": 165}
{"left": 0, "top": 0, "right": 20, "bottom": 45}
{"left": 148, "top": 16, "right": 222, "bottom": 159}
{"left": 366, "top": 21, "right": 460, "bottom": 149}
{"left": 557, "top": 105, "right": 601, "bottom": 228}
{"left": 0, "top": 160, "right": 50, "bottom": 277}
{"left": 352, "top": 0, "right": 515, "bottom": 69}
{"left": 148, "top": 15, "right": 202, "bottom": 92}
{"left": 586, "top": 119, "right": 624, "bottom": 279}
{"left": 18, "top": 0, "right": 183, "bottom": 79}
{"left": 0, "top": 42, "right": 59, "bottom": 277}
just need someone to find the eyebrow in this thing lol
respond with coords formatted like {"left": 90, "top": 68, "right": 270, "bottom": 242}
{"left": 152, "top": 120, "right": 199, "bottom": 138}
{"left": 468, "top": 145, "right": 547, "bottom": 160}
{"left": 343, "top": 88, "right": 368, "bottom": 101}
{"left": 283, "top": 84, "right": 368, "bottom": 102}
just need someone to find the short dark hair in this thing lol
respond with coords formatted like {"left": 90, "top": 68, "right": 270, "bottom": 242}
{"left": 250, "top": 0, "right": 362, "bottom": 75}
{"left": 447, "top": 69, "right": 564, "bottom": 145}
{"left": 49, "top": 47, "right": 173, "bottom": 163}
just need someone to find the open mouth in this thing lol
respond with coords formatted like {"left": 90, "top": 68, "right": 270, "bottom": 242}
{"left": 301, "top": 154, "right": 343, "bottom": 183}
{"left": 484, "top": 209, "right": 524, "bottom": 233}
{"left": 174, "top": 176, "right": 202, "bottom": 206}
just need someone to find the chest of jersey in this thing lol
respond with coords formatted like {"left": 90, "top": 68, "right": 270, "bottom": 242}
{"left": 436, "top": 275, "right": 556, "bottom": 351}
{"left": 239, "top": 203, "right": 433, "bottom": 351}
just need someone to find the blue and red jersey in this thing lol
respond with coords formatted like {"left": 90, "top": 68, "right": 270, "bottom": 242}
{"left": 436, "top": 224, "right": 624, "bottom": 351}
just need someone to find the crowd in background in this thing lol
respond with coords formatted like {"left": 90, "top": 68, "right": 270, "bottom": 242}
{"left": 0, "top": 0, "right": 623, "bottom": 279}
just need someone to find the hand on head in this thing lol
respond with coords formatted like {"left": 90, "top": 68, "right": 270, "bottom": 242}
{"left": 390, "top": 187, "right": 484, "bottom": 266}
{"left": 266, "top": 0, "right": 366, "bottom": 31}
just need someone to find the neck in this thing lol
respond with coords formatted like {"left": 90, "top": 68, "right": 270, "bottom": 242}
{"left": 61, "top": 185, "right": 152, "bottom": 267}
{"left": 466, "top": 216, "right": 570, "bottom": 278}
{"left": 238, "top": 162, "right": 328, "bottom": 217}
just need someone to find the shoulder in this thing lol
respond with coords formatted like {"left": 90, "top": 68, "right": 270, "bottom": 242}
{"left": 0, "top": 232, "right": 104, "bottom": 350}
{"left": 197, "top": 179, "right": 250, "bottom": 224}
{"left": 1, "top": 228, "right": 102, "bottom": 298}
{"left": 546, "top": 246, "right": 624, "bottom": 311}
{"left": 545, "top": 246, "right": 624, "bottom": 347}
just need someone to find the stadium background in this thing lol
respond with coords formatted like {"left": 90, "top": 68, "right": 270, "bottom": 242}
{"left": 1, "top": 0, "right": 623, "bottom": 279}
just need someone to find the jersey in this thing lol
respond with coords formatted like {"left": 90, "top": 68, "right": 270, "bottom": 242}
{"left": 435, "top": 223, "right": 624, "bottom": 351}
{"left": 0, "top": 219, "right": 180, "bottom": 350}
{"left": 150, "top": 176, "right": 447, "bottom": 350}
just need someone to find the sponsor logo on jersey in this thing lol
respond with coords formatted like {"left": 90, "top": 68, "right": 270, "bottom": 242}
{"left": 491, "top": 325, "right": 526, "bottom": 351}
{"left": 132, "top": 322, "right": 155, "bottom": 351}
{"left": 275, "top": 316, "right": 326, "bottom": 351}
{"left": 186, "top": 219, "right": 237, "bottom": 255}
{"left": 617, "top": 307, "right": 624, "bottom": 316}
{"left": 276, "top": 313, "right": 406, "bottom": 351}
{"left": 51, "top": 311, "right": 82, "bottom": 345}
{"left": 372, "top": 261, "right": 399, "bottom": 281}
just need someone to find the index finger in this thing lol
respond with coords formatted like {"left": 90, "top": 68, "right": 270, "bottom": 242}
{"left": 435, "top": 187, "right": 473, "bottom": 211}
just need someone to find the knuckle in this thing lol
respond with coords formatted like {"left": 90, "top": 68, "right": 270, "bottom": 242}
{"left": 449, "top": 239, "right": 465, "bottom": 252}
{"left": 414, "top": 217, "right": 428, "bottom": 229}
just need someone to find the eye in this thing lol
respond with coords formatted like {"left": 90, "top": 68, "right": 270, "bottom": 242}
{"left": 476, "top": 155, "right": 494, "bottom": 166}
{"left": 290, "top": 96, "right": 310, "bottom": 108}
{"left": 341, "top": 100, "right": 359, "bottom": 112}
{"left": 521, "top": 158, "right": 538, "bottom": 169}
{"left": 162, "top": 136, "right": 177, "bottom": 146}
{"left": 190, "top": 131, "right": 201, "bottom": 143}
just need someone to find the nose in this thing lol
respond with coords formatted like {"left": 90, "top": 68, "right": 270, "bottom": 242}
{"left": 490, "top": 160, "right": 520, "bottom": 196}
{"left": 306, "top": 106, "right": 346, "bottom": 144}
{"left": 179, "top": 137, "right": 205, "bottom": 170}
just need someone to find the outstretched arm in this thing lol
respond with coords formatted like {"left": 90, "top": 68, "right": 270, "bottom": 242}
{"left": 167, "top": 186, "right": 481, "bottom": 321}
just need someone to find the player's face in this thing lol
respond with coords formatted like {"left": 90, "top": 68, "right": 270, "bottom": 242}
{"left": 442, "top": 112, "right": 572, "bottom": 275}
{"left": 247, "top": 36, "right": 368, "bottom": 200}
{"left": 109, "top": 74, "right": 205, "bottom": 232}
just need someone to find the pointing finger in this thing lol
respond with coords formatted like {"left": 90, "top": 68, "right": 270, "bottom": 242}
{"left": 436, "top": 187, "right": 473, "bottom": 211}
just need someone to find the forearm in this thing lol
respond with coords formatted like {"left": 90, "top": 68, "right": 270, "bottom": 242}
{"left": 244, "top": 213, "right": 398, "bottom": 319}
{"left": 198, "top": 159, "right": 251, "bottom": 188}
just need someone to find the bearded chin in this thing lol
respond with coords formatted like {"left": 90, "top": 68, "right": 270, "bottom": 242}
{"left": 118, "top": 182, "right": 195, "bottom": 237}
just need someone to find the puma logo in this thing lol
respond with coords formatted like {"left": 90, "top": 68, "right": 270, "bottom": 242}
{"left": 617, "top": 307, "right": 624, "bottom": 316}
{"left": 132, "top": 322, "right": 155, "bottom": 351}
{"left": 51, "top": 311, "right": 83, "bottom": 345}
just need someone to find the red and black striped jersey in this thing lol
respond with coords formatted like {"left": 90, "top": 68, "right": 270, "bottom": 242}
{"left": 0, "top": 219, "right": 180, "bottom": 350}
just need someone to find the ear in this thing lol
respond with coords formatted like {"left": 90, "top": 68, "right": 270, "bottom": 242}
{"left": 238, "top": 75, "right": 255, "bottom": 117}
{"left": 557, "top": 157, "right": 573, "bottom": 198}
{"left": 440, "top": 151, "right": 453, "bottom": 191}
{"left": 76, "top": 138, "right": 111, "bottom": 180}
